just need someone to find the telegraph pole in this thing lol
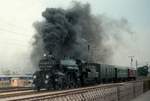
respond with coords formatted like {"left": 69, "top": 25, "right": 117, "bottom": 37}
{"left": 135, "top": 60, "right": 138, "bottom": 69}
{"left": 87, "top": 44, "right": 90, "bottom": 63}
{"left": 128, "top": 56, "right": 134, "bottom": 67}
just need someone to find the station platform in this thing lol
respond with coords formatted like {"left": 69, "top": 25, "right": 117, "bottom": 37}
{"left": 131, "top": 91, "right": 150, "bottom": 101}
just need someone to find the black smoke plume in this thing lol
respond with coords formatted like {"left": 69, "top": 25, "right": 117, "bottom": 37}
{"left": 31, "top": 2, "right": 132, "bottom": 68}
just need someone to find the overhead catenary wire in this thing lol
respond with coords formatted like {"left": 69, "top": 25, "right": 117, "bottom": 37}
{"left": 0, "top": 27, "right": 32, "bottom": 38}
{"left": 0, "top": 20, "right": 36, "bottom": 48}
{"left": 0, "top": 24, "right": 34, "bottom": 46}
{"left": 0, "top": 40, "right": 31, "bottom": 48}
{"left": 0, "top": 30, "right": 33, "bottom": 48}
{"left": 0, "top": 18, "right": 33, "bottom": 33}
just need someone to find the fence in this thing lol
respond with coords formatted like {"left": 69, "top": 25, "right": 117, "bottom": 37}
{"left": 49, "top": 81, "right": 146, "bottom": 101}
{"left": 143, "top": 79, "right": 150, "bottom": 92}
{"left": 35, "top": 86, "right": 118, "bottom": 101}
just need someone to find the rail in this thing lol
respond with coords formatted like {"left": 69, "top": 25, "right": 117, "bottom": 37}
{"left": 0, "top": 87, "right": 32, "bottom": 93}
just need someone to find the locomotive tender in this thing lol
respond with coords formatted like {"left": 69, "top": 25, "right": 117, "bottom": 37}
{"left": 33, "top": 53, "right": 136, "bottom": 91}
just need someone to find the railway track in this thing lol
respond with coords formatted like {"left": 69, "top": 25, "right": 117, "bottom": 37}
{"left": 0, "top": 89, "right": 36, "bottom": 99}
{"left": 1, "top": 83, "right": 123, "bottom": 101}
{"left": 0, "top": 87, "right": 32, "bottom": 93}
{"left": 0, "top": 89, "right": 49, "bottom": 99}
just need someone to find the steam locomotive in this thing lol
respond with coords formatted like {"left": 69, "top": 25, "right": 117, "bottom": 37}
{"left": 33, "top": 53, "right": 137, "bottom": 91}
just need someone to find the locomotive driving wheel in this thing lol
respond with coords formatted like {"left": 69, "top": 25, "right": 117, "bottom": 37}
{"left": 53, "top": 72, "right": 66, "bottom": 90}
{"left": 66, "top": 73, "right": 78, "bottom": 89}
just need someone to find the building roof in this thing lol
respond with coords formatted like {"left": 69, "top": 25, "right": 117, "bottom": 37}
{"left": 0, "top": 74, "right": 32, "bottom": 78}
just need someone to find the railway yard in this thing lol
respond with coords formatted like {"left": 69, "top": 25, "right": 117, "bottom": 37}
{"left": 0, "top": 79, "right": 149, "bottom": 101}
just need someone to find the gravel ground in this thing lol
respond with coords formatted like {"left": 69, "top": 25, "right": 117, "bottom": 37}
{"left": 131, "top": 91, "right": 150, "bottom": 101}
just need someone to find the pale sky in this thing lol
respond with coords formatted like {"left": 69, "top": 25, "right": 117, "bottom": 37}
{"left": 0, "top": 0, "right": 149, "bottom": 73}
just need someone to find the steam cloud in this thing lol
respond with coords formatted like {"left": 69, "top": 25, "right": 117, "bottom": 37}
{"left": 31, "top": 2, "right": 132, "bottom": 68}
